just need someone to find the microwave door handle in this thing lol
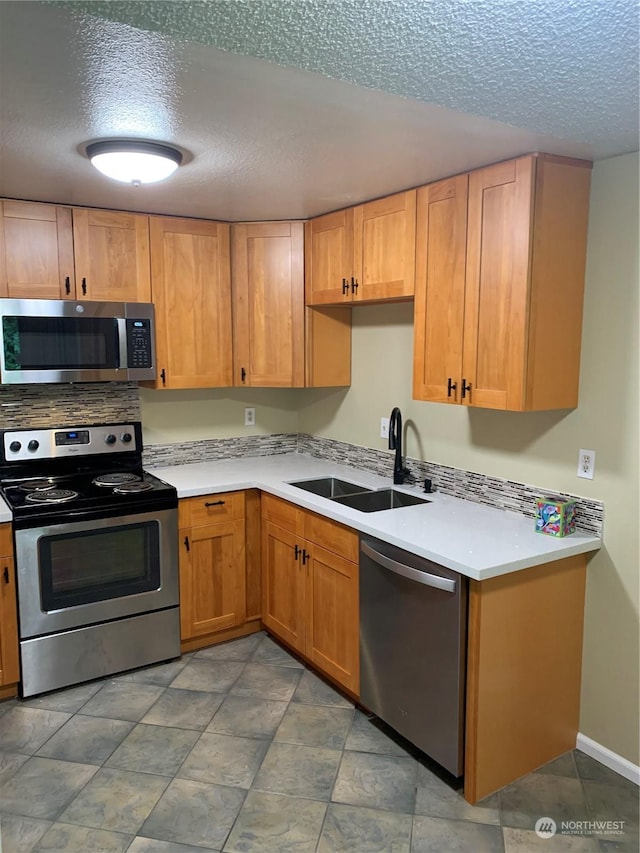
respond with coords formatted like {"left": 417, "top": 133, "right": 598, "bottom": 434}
{"left": 116, "top": 318, "right": 128, "bottom": 370}
{"left": 360, "top": 541, "right": 456, "bottom": 593}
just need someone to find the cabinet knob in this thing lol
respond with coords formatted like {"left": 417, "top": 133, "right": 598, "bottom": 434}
{"left": 350, "top": 277, "right": 359, "bottom": 294}
{"left": 3, "top": 566, "right": 8, "bottom": 584}
{"left": 461, "top": 379, "right": 472, "bottom": 399}
{"left": 342, "top": 278, "right": 349, "bottom": 295}
{"left": 183, "top": 535, "right": 190, "bottom": 552}
{"left": 65, "top": 276, "right": 71, "bottom": 295}
{"left": 447, "top": 378, "right": 457, "bottom": 398}
{"left": 204, "top": 500, "right": 225, "bottom": 507}
{"left": 241, "top": 367, "right": 247, "bottom": 383}
{"left": 81, "top": 277, "right": 87, "bottom": 296}
{"left": 160, "top": 368, "right": 166, "bottom": 385}
{"left": 294, "top": 544, "right": 301, "bottom": 560}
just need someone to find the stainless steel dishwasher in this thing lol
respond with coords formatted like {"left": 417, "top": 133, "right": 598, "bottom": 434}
{"left": 360, "top": 536, "right": 468, "bottom": 776}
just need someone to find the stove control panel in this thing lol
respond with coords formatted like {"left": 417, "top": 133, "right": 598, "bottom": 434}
{"left": 2, "top": 424, "right": 140, "bottom": 462}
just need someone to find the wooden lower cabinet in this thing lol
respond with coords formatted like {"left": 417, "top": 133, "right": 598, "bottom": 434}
{"left": 178, "top": 492, "right": 248, "bottom": 647}
{"left": 261, "top": 495, "right": 359, "bottom": 694}
{"left": 262, "top": 520, "right": 306, "bottom": 652}
{"left": 305, "top": 543, "right": 359, "bottom": 691}
{"left": 464, "top": 554, "right": 587, "bottom": 802}
{"left": 0, "top": 523, "right": 19, "bottom": 693}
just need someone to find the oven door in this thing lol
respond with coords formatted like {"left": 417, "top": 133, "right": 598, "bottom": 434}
{"left": 15, "top": 507, "right": 178, "bottom": 639}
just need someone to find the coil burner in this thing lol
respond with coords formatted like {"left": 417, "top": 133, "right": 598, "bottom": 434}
{"left": 113, "top": 481, "right": 154, "bottom": 495}
{"left": 25, "top": 488, "right": 78, "bottom": 504}
{"left": 18, "top": 478, "right": 59, "bottom": 493}
{"left": 93, "top": 472, "right": 141, "bottom": 487}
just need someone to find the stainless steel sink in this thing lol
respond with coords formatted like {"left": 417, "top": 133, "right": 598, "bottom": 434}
{"left": 331, "top": 488, "right": 431, "bottom": 512}
{"left": 289, "top": 477, "right": 372, "bottom": 499}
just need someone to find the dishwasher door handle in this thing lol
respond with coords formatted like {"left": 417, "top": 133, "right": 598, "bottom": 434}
{"left": 361, "top": 541, "right": 456, "bottom": 593}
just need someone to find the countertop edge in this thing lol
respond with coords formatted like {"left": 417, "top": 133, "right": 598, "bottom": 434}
{"left": 150, "top": 456, "right": 602, "bottom": 582}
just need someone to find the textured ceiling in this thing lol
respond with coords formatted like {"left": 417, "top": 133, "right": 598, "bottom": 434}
{"left": 61, "top": 0, "right": 640, "bottom": 154}
{"left": 0, "top": 1, "right": 637, "bottom": 221}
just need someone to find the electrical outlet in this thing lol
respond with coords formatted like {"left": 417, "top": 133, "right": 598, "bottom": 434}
{"left": 577, "top": 448, "right": 595, "bottom": 479}
{"left": 380, "top": 417, "right": 390, "bottom": 439}
{"left": 244, "top": 407, "right": 256, "bottom": 427}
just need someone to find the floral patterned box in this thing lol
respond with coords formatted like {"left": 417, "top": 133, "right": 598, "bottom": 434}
{"left": 535, "top": 497, "right": 577, "bottom": 537}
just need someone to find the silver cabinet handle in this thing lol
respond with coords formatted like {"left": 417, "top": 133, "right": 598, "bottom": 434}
{"left": 361, "top": 541, "right": 456, "bottom": 593}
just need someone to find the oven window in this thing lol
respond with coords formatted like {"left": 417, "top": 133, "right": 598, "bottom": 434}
{"left": 2, "top": 316, "right": 119, "bottom": 371}
{"left": 39, "top": 521, "right": 160, "bottom": 610}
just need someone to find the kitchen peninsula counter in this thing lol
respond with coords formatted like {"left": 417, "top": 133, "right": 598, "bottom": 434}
{"left": 149, "top": 453, "right": 600, "bottom": 582}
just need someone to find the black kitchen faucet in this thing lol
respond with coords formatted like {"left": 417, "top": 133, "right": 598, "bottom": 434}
{"left": 389, "top": 407, "right": 410, "bottom": 485}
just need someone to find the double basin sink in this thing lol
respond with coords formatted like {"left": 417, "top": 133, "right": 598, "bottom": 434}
{"left": 289, "top": 477, "right": 431, "bottom": 513}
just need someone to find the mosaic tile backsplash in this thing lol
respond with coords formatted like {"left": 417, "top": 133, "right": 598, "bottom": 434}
{"left": 0, "top": 383, "right": 140, "bottom": 428}
{"left": 0, "top": 383, "right": 603, "bottom": 536}
{"left": 143, "top": 430, "right": 603, "bottom": 536}
{"left": 143, "top": 433, "right": 298, "bottom": 467}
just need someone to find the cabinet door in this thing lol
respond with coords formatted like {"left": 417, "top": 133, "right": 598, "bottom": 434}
{"left": 232, "top": 222, "right": 304, "bottom": 387}
{"left": 179, "top": 520, "right": 246, "bottom": 640}
{"left": 462, "top": 158, "right": 535, "bottom": 411}
{"left": 305, "top": 209, "right": 354, "bottom": 305}
{"left": 72, "top": 208, "right": 151, "bottom": 302}
{"left": 413, "top": 176, "right": 468, "bottom": 403}
{"left": 306, "top": 543, "right": 359, "bottom": 693}
{"left": 353, "top": 190, "right": 416, "bottom": 302}
{"left": 149, "top": 217, "right": 232, "bottom": 389}
{"left": 0, "top": 555, "right": 20, "bottom": 686}
{"left": 261, "top": 521, "right": 305, "bottom": 653}
{"left": 0, "top": 200, "right": 75, "bottom": 299}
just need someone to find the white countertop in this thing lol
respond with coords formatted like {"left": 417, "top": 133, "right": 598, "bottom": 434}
{"left": 149, "top": 453, "right": 601, "bottom": 582}
{"left": 0, "top": 498, "right": 10, "bottom": 525}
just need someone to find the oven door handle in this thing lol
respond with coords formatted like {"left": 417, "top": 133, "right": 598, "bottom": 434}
{"left": 183, "top": 535, "right": 190, "bottom": 552}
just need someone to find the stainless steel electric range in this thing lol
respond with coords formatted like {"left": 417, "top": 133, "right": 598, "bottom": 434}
{"left": 0, "top": 422, "right": 180, "bottom": 697}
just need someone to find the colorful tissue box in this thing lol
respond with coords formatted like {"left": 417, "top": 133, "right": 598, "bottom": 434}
{"left": 535, "top": 497, "right": 577, "bottom": 537}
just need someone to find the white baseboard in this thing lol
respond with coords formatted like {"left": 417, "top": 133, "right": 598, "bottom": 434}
{"left": 577, "top": 733, "right": 640, "bottom": 786}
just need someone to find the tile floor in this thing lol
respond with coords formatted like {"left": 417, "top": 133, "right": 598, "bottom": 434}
{"left": 0, "top": 632, "right": 637, "bottom": 852}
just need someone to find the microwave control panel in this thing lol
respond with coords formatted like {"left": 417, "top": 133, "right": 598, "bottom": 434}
{"left": 126, "top": 319, "right": 153, "bottom": 369}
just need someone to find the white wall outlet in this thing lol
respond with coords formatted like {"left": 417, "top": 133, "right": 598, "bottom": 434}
{"left": 244, "top": 407, "right": 256, "bottom": 427}
{"left": 577, "top": 448, "right": 595, "bottom": 479}
{"left": 380, "top": 417, "right": 390, "bottom": 439}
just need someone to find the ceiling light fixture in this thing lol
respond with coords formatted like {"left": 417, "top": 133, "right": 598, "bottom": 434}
{"left": 85, "top": 140, "right": 183, "bottom": 186}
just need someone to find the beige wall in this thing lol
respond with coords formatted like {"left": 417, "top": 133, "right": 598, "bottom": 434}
{"left": 140, "top": 387, "right": 302, "bottom": 444}
{"left": 299, "top": 152, "right": 640, "bottom": 764}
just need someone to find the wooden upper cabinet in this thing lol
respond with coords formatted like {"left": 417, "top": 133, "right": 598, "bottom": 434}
{"left": 72, "top": 208, "right": 151, "bottom": 302}
{"left": 305, "top": 209, "right": 354, "bottom": 305}
{"left": 148, "top": 216, "right": 233, "bottom": 389}
{"left": 305, "top": 190, "right": 416, "bottom": 306}
{"left": 413, "top": 154, "right": 591, "bottom": 411}
{"left": 0, "top": 200, "right": 75, "bottom": 299}
{"left": 353, "top": 190, "right": 416, "bottom": 302}
{"left": 413, "top": 175, "right": 468, "bottom": 404}
{"left": 0, "top": 201, "right": 151, "bottom": 302}
{"left": 232, "top": 222, "right": 305, "bottom": 387}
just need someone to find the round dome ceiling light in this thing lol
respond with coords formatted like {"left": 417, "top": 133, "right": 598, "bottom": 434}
{"left": 85, "top": 140, "right": 183, "bottom": 186}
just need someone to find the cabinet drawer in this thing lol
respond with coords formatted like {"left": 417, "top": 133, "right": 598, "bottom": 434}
{"left": 179, "top": 492, "right": 245, "bottom": 527}
{"left": 304, "top": 512, "right": 359, "bottom": 563}
{"left": 261, "top": 494, "right": 302, "bottom": 534}
{"left": 0, "top": 523, "right": 12, "bottom": 557}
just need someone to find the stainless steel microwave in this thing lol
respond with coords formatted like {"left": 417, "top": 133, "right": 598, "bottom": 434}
{"left": 0, "top": 298, "right": 156, "bottom": 384}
